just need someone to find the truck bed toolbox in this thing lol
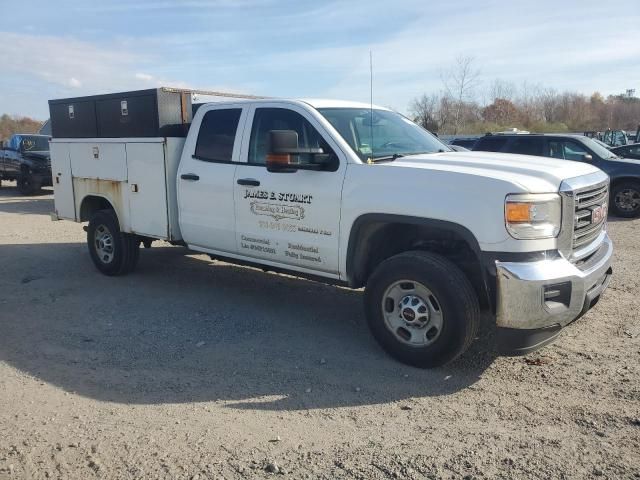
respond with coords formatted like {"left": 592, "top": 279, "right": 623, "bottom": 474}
{"left": 48, "top": 88, "right": 192, "bottom": 138}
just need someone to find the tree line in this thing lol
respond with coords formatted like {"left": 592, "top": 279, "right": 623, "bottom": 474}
{"left": 410, "top": 55, "right": 640, "bottom": 136}
{"left": 0, "top": 114, "right": 44, "bottom": 141}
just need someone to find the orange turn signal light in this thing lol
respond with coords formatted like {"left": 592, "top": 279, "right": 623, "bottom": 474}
{"left": 266, "top": 154, "right": 291, "bottom": 165}
{"left": 506, "top": 202, "right": 531, "bottom": 223}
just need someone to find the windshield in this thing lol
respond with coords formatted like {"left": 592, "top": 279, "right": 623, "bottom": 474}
{"left": 20, "top": 135, "right": 50, "bottom": 152}
{"left": 582, "top": 137, "right": 618, "bottom": 160}
{"left": 317, "top": 108, "right": 450, "bottom": 161}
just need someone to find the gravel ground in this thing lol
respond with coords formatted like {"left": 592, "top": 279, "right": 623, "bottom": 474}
{"left": 0, "top": 184, "right": 638, "bottom": 480}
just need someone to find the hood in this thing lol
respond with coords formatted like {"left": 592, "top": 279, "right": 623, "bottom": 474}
{"left": 605, "top": 156, "right": 640, "bottom": 166}
{"left": 22, "top": 150, "right": 50, "bottom": 161}
{"left": 386, "top": 151, "right": 601, "bottom": 192}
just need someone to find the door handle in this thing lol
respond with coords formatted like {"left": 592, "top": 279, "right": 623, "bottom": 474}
{"left": 237, "top": 178, "right": 260, "bottom": 187}
{"left": 180, "top": 173, "right": 200, "bottom": 181}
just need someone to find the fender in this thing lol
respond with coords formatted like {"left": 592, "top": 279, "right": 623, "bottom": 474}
{"left": 345, "top": 213, "right": 489, "bottom": 302}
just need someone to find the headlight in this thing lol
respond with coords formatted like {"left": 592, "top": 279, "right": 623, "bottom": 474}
{"left": 505, "top": 193, "right": 561, "bottom": 239}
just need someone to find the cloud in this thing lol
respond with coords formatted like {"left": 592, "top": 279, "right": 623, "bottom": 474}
{"left": 0, "top": 32, "right": 143, "bottom": 93}
{"left": 2, "top": 0, "right": 639, "bottom": 119}
{"left": 134, "top": 72, "right": 154, "bottom": 82}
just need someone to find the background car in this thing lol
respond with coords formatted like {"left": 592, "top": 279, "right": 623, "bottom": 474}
{"left": 611, "top": 143, "right": 640, "bottom": 160}
{"left": 449, "top": 137, "right": 479, "bottom": 149}
{"left": 449, "top": 144, "right": 470, "bottom": 152}
{"left": 472, "top": 133, "right": 640, "bottom": 217}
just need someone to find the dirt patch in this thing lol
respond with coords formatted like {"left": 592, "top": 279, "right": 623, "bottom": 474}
{"left": 0, "top": 185, "right": 638, "bottom": 479}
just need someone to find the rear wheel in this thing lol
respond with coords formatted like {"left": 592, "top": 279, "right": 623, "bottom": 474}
{"left": 87, "top": 209, "right": 139, "bottom": 275}
{"left": 611, "top": 181, "right": 640, "bottom": 218}
{"left": 17, "top": 172, "right": 40, "bottom": 195}
{"left": 364, "top": 251, "right": 479, "bottom": 368}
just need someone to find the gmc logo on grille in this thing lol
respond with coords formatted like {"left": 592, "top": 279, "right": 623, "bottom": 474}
{"left": 591, "top": 203, "right": 607, "bottom": 224}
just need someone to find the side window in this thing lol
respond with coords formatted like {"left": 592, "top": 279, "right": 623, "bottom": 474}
{"left": 562, "top": 141, "right": 589, "bottom": 161}
{"left": 548, "top": 141, "right": 565, "bottom": 159}
{"left": 475, "top": 136, "right": 508, "bottom": 152}
{"left": 510, "top": 137, "right": 544, "bottom": 156}
{"left": 194, "top": 108, "right": 242, "bottom": 162}
{"left": 548, "top": 140, "right": 589, "bottom": 161}
{"left": 248, "top": 108, "right": 336, "bottom": 166}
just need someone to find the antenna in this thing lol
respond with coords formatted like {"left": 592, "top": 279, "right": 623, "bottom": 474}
{"left": 369, "top": 50, "right": 374, "bottom": 162}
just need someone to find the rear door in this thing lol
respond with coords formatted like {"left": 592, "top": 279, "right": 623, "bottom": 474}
{"left": 472, "top": 136, "right": 509, "bottom": 152}
{"left": 177, "top": 105, "right": 247, "bottom": 253}
{"left": 507, "top": 136, "right": 545, "bottom": 157}
{"left": 50, "top": 142, "right": 76, "bottom": 220}
{"left": 232, "top": 104, "right": 346, "bottom": 275}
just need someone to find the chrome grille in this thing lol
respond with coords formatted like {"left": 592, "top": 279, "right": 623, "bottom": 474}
{"left": 573, "top": 184, "right": 608, "bottom": 249}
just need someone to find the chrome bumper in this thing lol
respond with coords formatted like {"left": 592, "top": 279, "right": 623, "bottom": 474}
{"left": 496, "top": 233, "right": 613, "bottom": 330}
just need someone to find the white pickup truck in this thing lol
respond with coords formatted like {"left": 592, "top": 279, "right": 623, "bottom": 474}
{"left": 49, "top": 89, "right": 613, "bottom": 367}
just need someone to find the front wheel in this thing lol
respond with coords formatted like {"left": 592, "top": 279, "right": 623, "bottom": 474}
{"left": 364, "top": 251, "right": 479, "bottom": 368}
{"left": 610, "top": 181, "right": 640, "bottom": 218}
{"left": 87, "top": 209, "right": 140, "bottom": 276}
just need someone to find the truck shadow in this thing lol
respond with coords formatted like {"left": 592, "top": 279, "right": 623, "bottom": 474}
{"left": 0, "top": 242, "right": 498, "bottom": 410}
{"left": 0, "top": 185, "right": 54, "bottom": 215}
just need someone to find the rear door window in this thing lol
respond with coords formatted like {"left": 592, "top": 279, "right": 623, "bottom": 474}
{"left": 195, "top": 108, "right": 242, "bottom": 162}
{"left": 509, "top": 137, "right": 544, "bottom": 156}
{"left": 474, "top": 136, "right": 508, "bottom": 152}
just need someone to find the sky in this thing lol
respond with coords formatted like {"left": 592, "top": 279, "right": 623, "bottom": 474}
{"left": 1, "top": 0, "right": 639, "bottom": 119}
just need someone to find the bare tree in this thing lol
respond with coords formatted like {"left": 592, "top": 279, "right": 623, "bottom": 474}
{"left": 442, "top": 55, "right": 481, "bottom": 134}
{"left": 410, "top": 94, "right": 440, "bottom": 132}
{"left": 487, "top": 79, "right": 516, "bottom": 103}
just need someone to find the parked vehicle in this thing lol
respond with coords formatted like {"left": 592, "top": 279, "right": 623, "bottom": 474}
{"left": 473, "top": 133, "right": 640, "bottom": 217}
{"left": 611, "top": 143, "right": 640, "bottom": 160}
{"left": 49, "top": 88, "right": 613, "bottom": 367}
{"left": 0, "top": 134, "right": 52, "bottom": 194}
{"left": 449, "top": 137, "right": 478, "bottom": 149}
{"left": 449, "top": 144, "right": 470, "bottom": 152}
{"left": 602, "top": 129, "right": 628, "bottom": 147}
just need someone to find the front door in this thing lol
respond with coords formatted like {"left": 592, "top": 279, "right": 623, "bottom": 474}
{"left": 233, "top": 105, "right": 346, "bottom": 276}
{"left": 177, "top": 105, "right": 247, "bottom": 253}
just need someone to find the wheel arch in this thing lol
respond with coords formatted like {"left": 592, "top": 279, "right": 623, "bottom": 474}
{"left": 345, "top": 214, "right": 491, "bottom": 308}
{"left": 79, "top": 195, "right": 118, "bottom": 223}
{"left": 610, "top": 175, "right": 640, "bottom": 189}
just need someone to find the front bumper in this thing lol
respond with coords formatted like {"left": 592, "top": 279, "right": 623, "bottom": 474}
{"left": 495, "top": 233, "right": 613, "bottom": 354}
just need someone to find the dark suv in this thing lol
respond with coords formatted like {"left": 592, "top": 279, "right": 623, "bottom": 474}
{"left": 473, "top": 133, "right": 640, "bottom": 217}
{"left": 0, "top": 134, "right": 52, "bottom": 194}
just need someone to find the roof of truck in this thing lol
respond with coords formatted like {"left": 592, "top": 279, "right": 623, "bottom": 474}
{"left": 300, "top": 98, "right": 390, "bottom": 110}
{"left": 200, "top": 97, "right": 390, "bottom": 111}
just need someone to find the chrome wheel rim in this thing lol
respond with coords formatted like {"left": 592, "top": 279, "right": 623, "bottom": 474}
{"left": 381, "top": 280, "right": 444, "bottom": 347}
{"left": 615, "top": 188, "right": 640, "bottom": 212}
{"left": 94, "top": 224, "right": 115, "bottom": 264}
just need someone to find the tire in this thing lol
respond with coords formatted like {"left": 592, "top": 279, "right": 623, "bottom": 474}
{"left": 610, "top": 181, "right": 640, "bottom": 218}
{"left": 87, "top": 209, "right": 140, "bottom": 276}
{"left": 17, "top": 172, "right": 40, "bottom": 195}
{"left": 364, "top": 250, "right": 479, "bottom": 368}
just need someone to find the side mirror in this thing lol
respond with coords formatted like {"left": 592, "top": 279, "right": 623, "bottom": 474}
{"left": 582, "top": 154, "right": 593, "bottom": 162}
{"left": 266, "top": 130, "right": 325, "bottom": 173}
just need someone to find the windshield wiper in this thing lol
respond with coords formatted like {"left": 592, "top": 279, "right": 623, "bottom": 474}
{"left": 369, "top": 153, "right": 405, "bottom": 163}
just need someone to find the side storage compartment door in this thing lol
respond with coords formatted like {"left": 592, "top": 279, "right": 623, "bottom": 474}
{"left": 127, "top": 141, "right": 169, "bottom": 238}
{"left": 69, "top": 142, "right": 127, "bottom": 181}
{"left": 50, "top": 142, "right": 76, "bottom": 220}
